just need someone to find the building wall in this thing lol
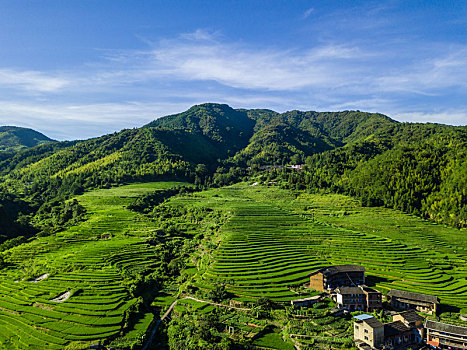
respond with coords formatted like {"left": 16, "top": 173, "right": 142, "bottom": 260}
{"left": 365, "top": 292, "right": 382, "bottom": 312}
{"left": 391, "top": 298, "right": 436, "bottom": 315}
{"left": 327, "top": 271, "right": 365, "bottom": 290}
{"left": 354, "top": 322, "right": 384, "bottom": 348}
{"left": 340, "top": 294, "right": 365, "bottom": 311}
{"left": 426, "top": 328, "right": 467, "bottom": 349}
{"left": 309, "top": 272, "right": 325, "bottom": 292}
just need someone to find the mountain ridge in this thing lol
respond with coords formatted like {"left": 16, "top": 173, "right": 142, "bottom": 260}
{"left": 0, "top": 102, "right": 464, "bottom": 238}
{"left": 0, "top": 126, "right": 55, "bottom": 154}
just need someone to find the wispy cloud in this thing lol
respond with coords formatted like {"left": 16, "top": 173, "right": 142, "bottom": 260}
{"left": 150, "top": 32, "right": 365, "bottom": 90}
{"left": 377, "top": 47, "right": 467, "bottom": 93}
{"left": 395, "top": 110, "right": 467, "bottom": 126}
{"left": 303, "top": 8, "right": 314, "bottom": 19}
{"left": 1, "top": 29, "right": 466, "bottom": 139}
{"left": 0, "top": 100, "right": 189, "bottom": 140}
{"left": 0, "top": 69, "right": 69, "bottom": 92}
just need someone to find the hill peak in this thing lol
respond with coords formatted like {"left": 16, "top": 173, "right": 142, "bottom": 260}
{"left": 0, "top": 126, "right": 55, "bottom": 153}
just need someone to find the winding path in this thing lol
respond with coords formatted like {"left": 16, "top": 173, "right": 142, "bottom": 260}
{"left": 141, "top": 296, "right": 251, "bottom": 349}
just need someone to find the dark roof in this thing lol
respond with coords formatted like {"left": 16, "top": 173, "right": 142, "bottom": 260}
{"left": 388, "top": 289, "right": 439, "bottom": 304}
{"left": 363, "top": 317, "right": 384, "bottom": 328}
{"left": 396, "top": 310, "right": 424, "bottom": 323}
{"left": 425, "top": 320, "right": 467, "bottom": 336}
{"left": 336, "top": 286, "right": 365, "bottom": 295}
{"left": 384, "top": 321, "right": 411, "bottom": 337}
{"left": 360, "top": 286, "right": 381, "bottom": 294}
{"left": 310, "top": 265, "right": 365, "bottom": 276}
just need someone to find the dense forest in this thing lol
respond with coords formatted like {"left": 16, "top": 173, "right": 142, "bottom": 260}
{"left": 0, "top": 103, "right": 465, "bottom": 246}
{"left": 0, "top": 126, "right": 54, "bottom": 155}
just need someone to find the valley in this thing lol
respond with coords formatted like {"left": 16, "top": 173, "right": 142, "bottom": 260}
{"left": 1, "top": 180, "right": 465, "bottom": 349}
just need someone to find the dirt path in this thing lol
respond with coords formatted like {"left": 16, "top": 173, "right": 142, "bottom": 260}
{"left": 29, "top": 273, "right": 49, "bottom": 283}
{"left": 141, "top": 298, "right": 178, "bottom": 350}
{"left": 142, "top": 296, "right": 251, "bottom": 349}
{"left": 183, "top": 296, "right": 251, "bottom": 311}
{"left": 49, "top": 291, "right": 71, "bottom": 303}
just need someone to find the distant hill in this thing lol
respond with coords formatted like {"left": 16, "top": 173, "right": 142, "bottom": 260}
{"left": 0, "top": 126, "right": 54, "bottom": 153}
{"left": 0, "top": 103, "right": 465, "bottom": 236}
{"left": 146, "top": 103, "right": 255, "bottom": 159}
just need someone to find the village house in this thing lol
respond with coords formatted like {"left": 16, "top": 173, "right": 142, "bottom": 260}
{"left": 393, "top": 309, "right": 425, "bottom": 342}
{"left": 354, "top": 311, "right": 425, "bottom": 350}
{"left": 309, "top": 265, "right": 366, "bottom": 292}
{"left": 425, "top": 320, "right": 467, "bottom": 349}
{"left": 334, "top": 285, "right": 382, "bottom": 312}
{"left": 388, "top": 289, "right": 439, "bottom": 315}
{"left": 354, "top": 314, "right": 385, "bottom": 349}
{"left": 383, "top": 320, "right": 416, "bottom": 349}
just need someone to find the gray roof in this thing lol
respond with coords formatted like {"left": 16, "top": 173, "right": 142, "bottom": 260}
{"left": 360, "top": 286, "right": 381, "bottom": 294}
{"left": 396, "top": 310, "right": 424, "bottom": 323}
{"left": 336, "top": 286, "right": 365, "bottom": 295}
{"left": 364, "top": 317, "right": 384, "bottom": 328}
{"left": 388, "top": 289, "right": 439, "bottom": 304}
{"left": 384, "top": 321, "right": 411, "bottom": 337}
{"left": 425, "top": 320, "right": 467, "bottom": 336}
{"left": 310, "top": 265, "right": 366, "bottom": 277}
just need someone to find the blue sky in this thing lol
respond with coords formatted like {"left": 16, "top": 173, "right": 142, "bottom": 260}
{"left": 0, "top": 1, "right": 466, "bottom": 140}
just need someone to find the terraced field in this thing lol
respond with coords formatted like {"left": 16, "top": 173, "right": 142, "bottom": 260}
{"left": 169, "top": 184, "right": 467, "bottom": 309}
{"left": 0, "top": 182, "right": 189, "bottom": 349}
{"left": 1, "top": 181, "right": 465, "bottom": 348}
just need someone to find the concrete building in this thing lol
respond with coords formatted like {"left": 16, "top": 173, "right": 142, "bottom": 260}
{"left": 354, "top": 314, "right": 384, "bottom": 349}
{"left": 335, "top": 285, "right": 382, "bottom": 312}
{"left": 354, "top": 311, "right": 425, "bottom": 350}
{"left": 425, "top": 320, "right": 467, "bottom": 349}
{"left": 393, "top": 309, "right": 425, "bottom": 343}
{"left": 383, "top": 320, "right": 415, "bottom": 349}
{"left": 309, "top": 265, "right": 366, "bottom": 292}
{"left": 387, "top": 289, "right": 439, "bottom": 315}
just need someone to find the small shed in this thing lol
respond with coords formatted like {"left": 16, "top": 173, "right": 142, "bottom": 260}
{"left": 290, "top": 295, "right": 322, "bottom": 307}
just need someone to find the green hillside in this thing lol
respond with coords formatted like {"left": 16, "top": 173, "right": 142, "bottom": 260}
{"left": 0, "top": 126, "right": 54, "bottom": 154}
{"left": 0, "top": 103, "right": 465, "bottom": 246}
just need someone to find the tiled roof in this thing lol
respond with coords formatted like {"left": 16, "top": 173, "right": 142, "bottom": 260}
{"left": 388, "top": 289, "right": 439, "bottom": 304}
{"left": 364, "top": 317, "right": 384, "bottom": 328}
{"left": 396, "top": 310, "right": 424, "bottom": 323}
{"left": 310, "top": 265, "right": 365, "bottom": 276}
{"left": 384, "top": 321, "right": 411, "bottom": 337}
{"left": 336, "top": 286, "right": 364, "bottom": 295}
{"left": 360, "top": 286, "right": 381, "bottom": 294}
{"left": 425, "top": 320, "right": 467, "bottom": 336}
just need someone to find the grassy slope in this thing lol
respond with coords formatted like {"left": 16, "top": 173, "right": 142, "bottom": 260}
{"left": 1, "top": 181, "right": 466, "bottom": 349}
{"left": 0, "top": 181, "right": 189, "bottom": 349}
{"left": 163, "top": 183, "right": 467, "bottom": 310}
{"left": 0, "top": 126, "right": 54, "bottom": 153}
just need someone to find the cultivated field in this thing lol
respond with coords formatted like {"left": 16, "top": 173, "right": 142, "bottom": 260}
{"left": 0, "top": 182, "right": 188, "bottom": 349}
{"left": 1, "top": 181, "right": 466, "bottom": 349}
{"left": 167, "top": 183, "right": 467, "bottom": 310}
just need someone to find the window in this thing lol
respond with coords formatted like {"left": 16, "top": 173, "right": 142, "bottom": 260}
{"left": 355, "top": 325, "right": 359, "bottom": 330}
{"left": 364, "top": 336, "right": 368, "bottom": 340}
{"left": 364, "top": 329, "right": 368, "bottom": 333}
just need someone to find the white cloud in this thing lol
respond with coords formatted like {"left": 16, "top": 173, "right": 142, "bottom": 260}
{"left": 394, "top": 111, "right": 467, "bottom": 126}
{"left": 0, "top": 69, "right": 69, "bottom": 92}
{"left": 150, "top": 35, "right": 365, "bottom": 90}
{"left": 1, "top": 30, "right": 467, "bottom": 138}
{"left": 377, "top": 47, "right": 467, "bottom": 93}
{"left": 303, "top": 8, "right": 314, "bottom": 19}
{"left": 0, "top": 100, "right": 191, "bottom": 140}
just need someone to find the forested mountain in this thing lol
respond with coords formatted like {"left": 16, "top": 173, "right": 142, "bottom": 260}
{"left": 0, "top": 103, "right": 465, "bottom": 245}
{"left": 0, "top": 126, "right": 54, "bottom": 154}
{"left": 146, "top": 103, "right": 255, "bottom": 159}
